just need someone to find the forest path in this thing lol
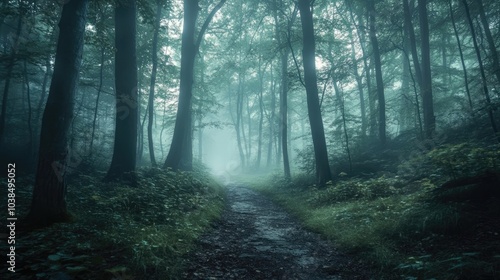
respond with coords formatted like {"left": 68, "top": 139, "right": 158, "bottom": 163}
{"left": 182, "top": 184, "right": 371, "bottom": 279}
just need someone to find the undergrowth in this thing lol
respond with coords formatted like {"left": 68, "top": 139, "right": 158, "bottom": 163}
{"left": 249, "top": 143, "right": 500, "bottom": 279}
{"left": 0, "top": 167, "right": 224, "bottom": 279}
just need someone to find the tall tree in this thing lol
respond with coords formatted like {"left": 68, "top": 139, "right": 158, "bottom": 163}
{"left": 476, "top": 0, "right": 500, "bottom": 89}
{"left": 273, "top": 0, "right": 293, "bottom": 179}
{"left": 418, "top": 0, "right": 435, "bottom": 139}
{"left": 26, "top": 0, "right": 88, "bottom": 226}
{"left": 368, "top": 0, "right": 386, "bottom": 146}
{"left": 462, "top": 0, "right": 498, "bottom": 141}
{"left": 0, "top": 3, "right": 23, "bottom": 147}
{"left": 164, "top": 0, "right": 226, "bottom": 171}
{"left": 106, "top": 0, "right": 138, "bottom": 180}
{"left": 448, "top": 0, "right": 473, "bottom": 111}
{"left": 298, "top": 0, "right": 332, "bottom": 186}
{"left": 147, "top": 0, "right": 162, "bottom": 167}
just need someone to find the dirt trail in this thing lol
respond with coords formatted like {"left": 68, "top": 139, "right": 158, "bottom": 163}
{"left": 182, "top": 185, "right": 372, "bottom": 279}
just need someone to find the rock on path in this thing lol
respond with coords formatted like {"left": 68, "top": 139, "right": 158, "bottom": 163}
{"left": 182, "top": 185, "right": 372, "bottom": 279}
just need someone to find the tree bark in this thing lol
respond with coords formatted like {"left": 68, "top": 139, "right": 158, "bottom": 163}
{"left": 273, "top": 0, "right": 291, "bottom": 179}
{"left": 368, "top": 0, "right": 386, "bottom": 146}
{"left": 257, "top": 61, "right": 264, "bottom": 169}
{"left": 147, "top": 0, "right": 162, "bottom": 167}
{"left": 462, "top": 0, "right": 498, "bottom": 141}
{"left": 0, "top": 12, "right": 22, "bottom": 147}
{"left": 164, "top": 0, "right": 226, "bottom": 171}
{"left": 298, "top": 0, "right": 332, "bottom": 186}
{"left": 476, "top": 0, "right": 500, "bottom": 89}
{"left": 418, "top": 0, "right": 435, "bottom": 139}
{"left": 403, "top": 0, "right": 422, "bottom": 87}
{"left": 448, "top": 0, "right": 473, "bottom": 111}
{"left": 90, "top": 47, "right": 105, "bottom": 156}
{"left": 106, "top": 0, "right": 138, "bottom": 180}
{"left": 26, "top": 0, "right": 88, "bottom": 227}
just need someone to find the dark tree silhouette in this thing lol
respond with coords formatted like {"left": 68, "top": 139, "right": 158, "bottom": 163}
{"left": 298, "top": 0, "right": 332, "bottom": 186}
{"left": 106, "top": 0, "right": 138, "bottom": 180}
{"left": 27, "top": 0, "right": 88, "bottom": 226}
{"left": 164, "top": 0, "right": 226, "bottom": 171}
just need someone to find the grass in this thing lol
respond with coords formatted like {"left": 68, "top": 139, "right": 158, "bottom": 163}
{"left": 248, "top": 173, "right": 500, "bottom": 279}
{"left": 0, "top": 167, "right": 225, "bottom": 279}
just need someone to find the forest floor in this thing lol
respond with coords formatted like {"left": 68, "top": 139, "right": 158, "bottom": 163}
{"left": 181, "top": 184, "right": 373, "bottom": 279}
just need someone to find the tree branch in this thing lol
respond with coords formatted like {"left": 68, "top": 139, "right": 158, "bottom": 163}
{"left": 195, "top": 0, "right": 227, "bottom": 52}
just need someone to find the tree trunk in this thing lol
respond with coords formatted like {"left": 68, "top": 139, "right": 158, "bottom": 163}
{"left": 256, "top": 58, "right": 265, "bottom": 168}
{"left": 403, "top": 0, "right": 422, "bottom": 87}
{"left": 106, "top": 0, "right": 138, "bottom": 180}
{"left": 449, "top": 0, "right": 473, "bottom": 111}
{"left": 273, "top": 0, "right": 291, "bottom": 178}
{"left": 164, "top": 0, "right": 226, "bottom": 171}
{"left": 462, "top": 0, "right": 498, "bottom": 141}
{"left": 163, "top": 0, "right": 196, "bottom": 170}
{"left": 418, "top": 0, "right": 435, "bottom": 139}
{"left": 0, "top": 13, "right": 22, "bottom": 147}
{"left": 347, "top": 28, "right": 367, "bottom": 138}
{"left": 26, "top": 0, "right": 88, "bottom": 227}
{"left": 235, "top": 73, "right": 246, "bottom": 168}
{"left": 267, "top": 64, "right": 276, "bottom": 167}
{"left": 90, "top": 47, "right": 105, "bottom": 156}
{"left": 368, "top": 0, "right": 386, "bottom": 146}
{"left": 298, "top": 0, "right": 332, "bottom": 186}
{"left": 147, "top": 0, "right": 161, "bottom": 167}
{"left": 23, "top": 59, "right": 33, "bottom": 153}
{"left": 476, "top": 0, "right": 500, "bottom": 89}
{"left": 280, "top": 50, "right": 291, "bottom": 179}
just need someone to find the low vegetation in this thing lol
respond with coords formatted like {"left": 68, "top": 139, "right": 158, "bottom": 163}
{"left": 249, "top": 142, "right": 500, "bottom": 279}
{"left": 0, "top": 167, "right": 224, "bottom": 279}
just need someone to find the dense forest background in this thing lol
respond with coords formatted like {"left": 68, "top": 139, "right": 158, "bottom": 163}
{"left": 0, "top": 0, "right": 499, "bottom": 279}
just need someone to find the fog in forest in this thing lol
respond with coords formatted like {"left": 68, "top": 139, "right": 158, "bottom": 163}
{"left": 1, "top": 0, "right": 499, "bottom": 279}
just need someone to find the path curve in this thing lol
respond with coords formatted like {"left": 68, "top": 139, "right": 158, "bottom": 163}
{"left": 182, "top": 185, "right": 372, "bottom": 279}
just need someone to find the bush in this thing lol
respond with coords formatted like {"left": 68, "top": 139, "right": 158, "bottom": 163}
{"left": 398, "top": 143, "right": 500, "bottom": 183}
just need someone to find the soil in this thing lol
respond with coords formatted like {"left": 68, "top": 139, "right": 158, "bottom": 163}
{"left": 182, "top": 184, "right": 373, "bottom": 279}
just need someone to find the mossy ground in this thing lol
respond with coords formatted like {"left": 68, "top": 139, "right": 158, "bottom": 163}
{"left": 245, "top": 143, "right": 500, "bottom": 279}
{"left": 0, "top": 167, "right": 225, "bottom": 279}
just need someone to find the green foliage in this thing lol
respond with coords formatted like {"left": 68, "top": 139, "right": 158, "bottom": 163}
{"left": 81, "top": 168, "right": 225, "bottom": 277}
{"left": 398, "top": 143, "right": 500, "bottom": 183}
{"left": 1, "top": 168, "right": 225, "bottom": 279}
{"left": 250, "top": 171, "right": 500, "bottom": 279}
{"left": 307, "top": 176, "right": 403, "bottom": 205}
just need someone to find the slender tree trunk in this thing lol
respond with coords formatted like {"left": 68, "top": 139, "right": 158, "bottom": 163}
{"left": 400, "top": 23, "right": 412, "bottom": 132}
{"left": 235, "top": 73, "right": 246, "bottom": 168}
{"left": 298, "top": 0, "right": 332, "bottom": 186}
{"left": 347, "top": 28, "right": 367, "bottom": 138}
{"left": 26, "top": 0, "right": 88, "bottom": 226}
{"left": 449, "top": 0, "right": 473, "bottom": 111}
{"left": 106, "top": 0, "right": 138, "bottom": 180}
{"left": 418, "top": 0, "right": 435, "bottom": 139}
{"left": 256, "top": 58, "right": 264, "bottom": 168}
{"left": 90, "top": 47, "right": 105, "bottom": 156}
{"left": 246, "top": 93, "right": 252, "bottom": 165}
{"left": 0, "top": 13, "right": 22, "bottom": 147}
{"left": 476, "top": 0, "right": 500, "bottom": 89}
{"left": 368, "top": 0, "right": 386, "bottom": 146}
{"left": 267, "top": 64, "right": 276, "bottom": 167}
{"left": 197, "top": 104, "right": 203, "bottom": 162}
{"left": 280, "top": 50, "right": 291, "bottom": 179}
{"left": 147, "top": 0, "right": 161, "bottom": 167}
{"left": 23, "top": 59, "right": 33, "bottom": 153}
{"left": 273, "top": 0, "right": 291, "bottom": 178}
{"left": 462, "top": 0, "right": 499, "bottom": 141}
{"left": 403, "top": 0, "right": 423, "bottom": 88}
